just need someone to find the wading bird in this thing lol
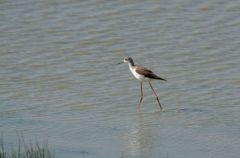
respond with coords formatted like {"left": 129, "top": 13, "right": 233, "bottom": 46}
{"left": 117, "top": 57, "right": 166, "bottom": 110}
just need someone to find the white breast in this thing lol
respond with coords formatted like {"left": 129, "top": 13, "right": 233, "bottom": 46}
{"left": 129, "top": 66, "right": 146, "bottom": 81}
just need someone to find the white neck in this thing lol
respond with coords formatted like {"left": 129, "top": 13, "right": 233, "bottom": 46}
{"left": 128, "top": 63, "right": 134, "bottom": 71}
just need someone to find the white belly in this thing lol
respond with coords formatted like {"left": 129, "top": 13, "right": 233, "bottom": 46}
{"left": 130, "top": 67, "right": 149, "bottom": 81}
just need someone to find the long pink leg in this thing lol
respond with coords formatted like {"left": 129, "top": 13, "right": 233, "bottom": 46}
{"left": 148, "top": 81, "right": 162, "bottom": 110}
{"left": 138, "top": 81, "right": 143, "bottom": 108}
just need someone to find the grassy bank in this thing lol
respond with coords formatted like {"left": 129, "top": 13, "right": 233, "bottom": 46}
{"left": 0, "top": 136, "right": 54, "bottom": 158}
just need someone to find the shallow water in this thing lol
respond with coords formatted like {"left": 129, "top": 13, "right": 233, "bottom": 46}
{"left": 0, "top": 0, "right": 240, "bottom": 158}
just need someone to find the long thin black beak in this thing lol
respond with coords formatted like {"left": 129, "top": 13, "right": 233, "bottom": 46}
{"left": 116, "top": 61, "right": 123, "bottom": 65}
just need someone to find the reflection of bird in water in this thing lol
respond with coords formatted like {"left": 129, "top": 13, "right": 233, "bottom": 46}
{"left": 126, "top": 112, "right": 161, "bottom": 157}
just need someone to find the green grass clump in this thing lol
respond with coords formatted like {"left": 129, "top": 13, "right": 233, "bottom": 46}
{"left": 0, "top": 136, "right": 54, "bottom": 158}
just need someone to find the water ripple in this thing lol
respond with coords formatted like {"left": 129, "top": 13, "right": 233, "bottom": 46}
{"left": 0, "top": 0, "right": 240, "bottom": 157}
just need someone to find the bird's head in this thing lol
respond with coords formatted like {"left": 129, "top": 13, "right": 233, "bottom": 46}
{"left": 123, "top": 57, "right": 133, "bottom": 63}
{"left": 117, "top": 57, "right": 134, "bottom": 66}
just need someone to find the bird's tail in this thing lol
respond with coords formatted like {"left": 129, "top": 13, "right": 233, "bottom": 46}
{"left": 145, "top": 73, "right": 167, "bottom": 81}
{"left": 155, "top": 76, "right": 167, "bottom": 81}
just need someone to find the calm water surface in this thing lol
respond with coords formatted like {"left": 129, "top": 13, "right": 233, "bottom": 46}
{"left": 0, "top": 0, "right": 240, "bottom": 158}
